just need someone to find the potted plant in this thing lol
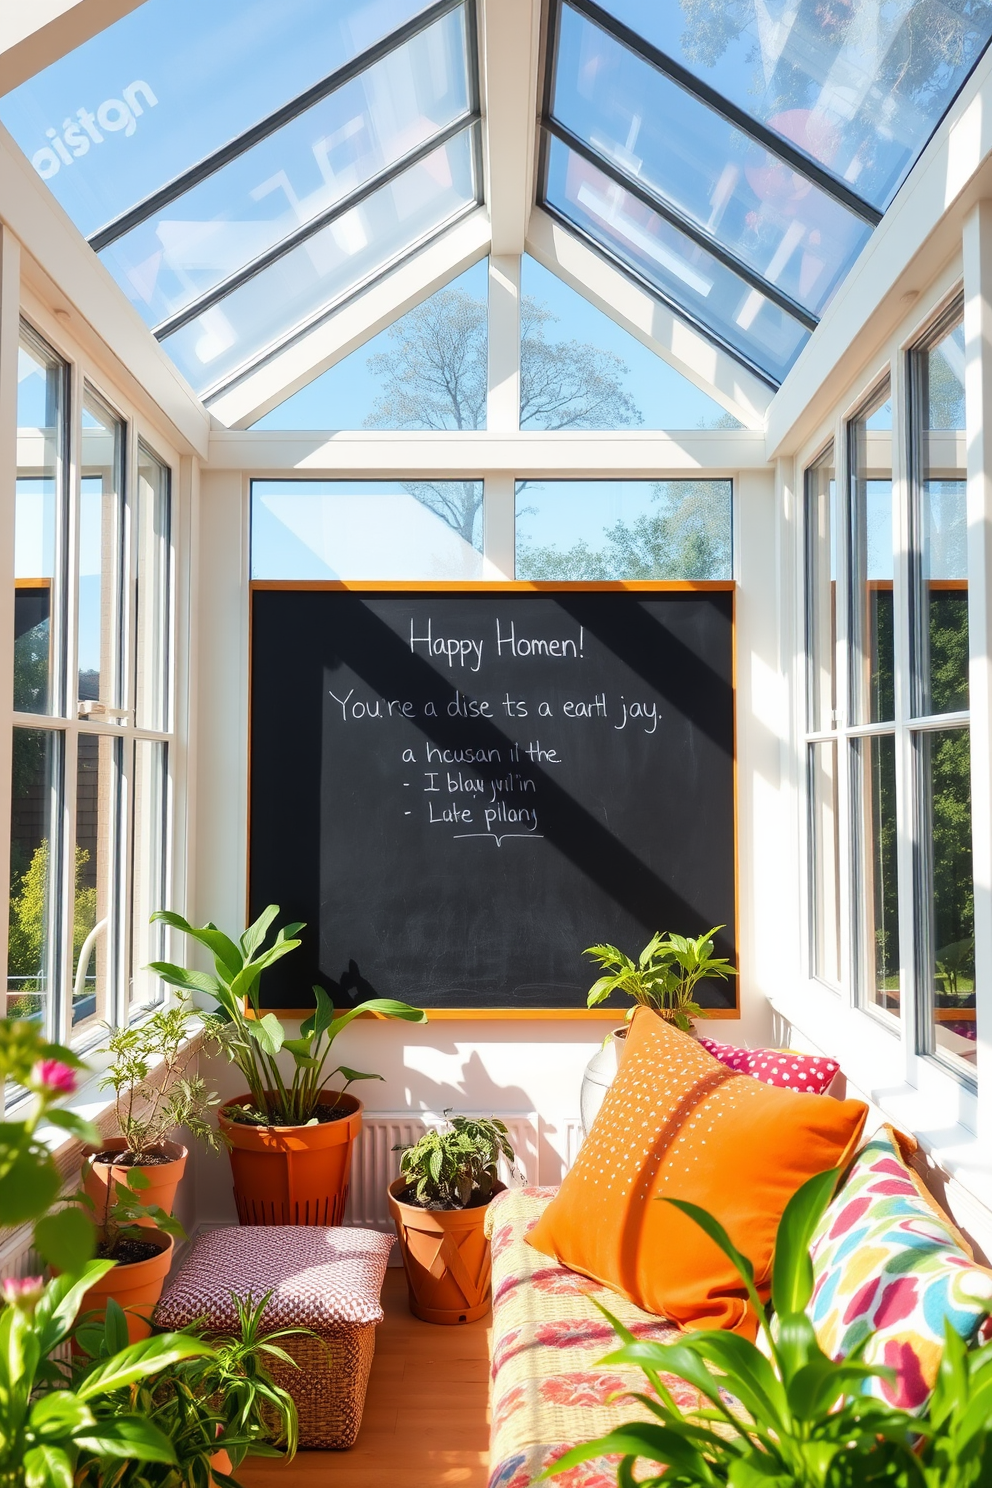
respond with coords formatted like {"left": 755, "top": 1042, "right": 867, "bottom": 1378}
{"left": 388, "top": 1114, "right": 514, "bottom": 1325}
{"left": 580, "top": 927, "right": 736, "bottom": 1132}
{"left": 83, "top": 995, "right": 220, "bottom": 1223}
{"left": 149, "top": 906, "right": 427, "bottom": 1225}
{"left": 72, "top": 1170, "right": 185, "bottom": 1343}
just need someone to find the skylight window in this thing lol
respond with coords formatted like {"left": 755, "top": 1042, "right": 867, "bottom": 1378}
{"left": 542, "top": 0, "right": 992, "bottom": 384}
{"left": 1, "top": 0, "right": 480, "bottom": 402}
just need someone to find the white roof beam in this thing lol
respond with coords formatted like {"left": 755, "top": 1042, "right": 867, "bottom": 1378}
{"left": 0, "top": 120, "right": 209, "bottom": 457}
{"left": 766, "top": 41, "right": 992, "bottom": 459}
{"left": 479, "top": 0, "right": 542, "bottom": 255}
{"left": 206, "top": 427, "right": 768, "bottom": 477}
{"left": 1, "top": 1, "right": 145, "bottom": 95}
{"left": 207, "top": 207, "right": 492, "bottom": 430}
{"left": 526, "top": 208, "right": 772, "bottom": 430}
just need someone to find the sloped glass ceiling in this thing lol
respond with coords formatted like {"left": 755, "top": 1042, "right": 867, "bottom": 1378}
{"left": 0, "top": 0, "right": 480, "bottom": 398}
{"left": 543, "top": 0, "right": 992, "bottom": 383}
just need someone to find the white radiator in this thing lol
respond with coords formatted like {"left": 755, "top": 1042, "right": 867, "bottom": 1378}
{"left": 344, "top": 1111, "right": 582, "bottom": 1232}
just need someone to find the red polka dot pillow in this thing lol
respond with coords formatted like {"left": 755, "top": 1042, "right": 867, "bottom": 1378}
{"left": 806, "top": 1125, "right": 992, "bottom": 1413}
{"left": 697, "top": 1036, "right": 839, "bottom": 1094}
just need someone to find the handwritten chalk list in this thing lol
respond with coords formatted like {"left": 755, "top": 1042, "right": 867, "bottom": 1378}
{"left": 249, "top": 588, "right": 736, "bottom": 1012}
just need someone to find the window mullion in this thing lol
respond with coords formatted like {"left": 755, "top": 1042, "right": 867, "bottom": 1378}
{"left": 891, "top": 346, "right": 918, "bottom": 1073}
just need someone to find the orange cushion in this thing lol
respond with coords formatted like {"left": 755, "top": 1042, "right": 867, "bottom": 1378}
{"left": 527, "top": 1011, "right": 868, "bottom": 1336}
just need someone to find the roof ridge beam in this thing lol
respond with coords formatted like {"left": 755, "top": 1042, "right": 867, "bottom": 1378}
{"left": 480, "top": 0, "right": 542, "bottom": 255}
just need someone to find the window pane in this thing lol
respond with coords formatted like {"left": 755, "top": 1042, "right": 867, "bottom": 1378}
{"left": 515, "top": 480, "right": 732, "bottom": 580}
{"left": 543, "top": 134, "right": 809, "bottom": 382}
{"left": 805, "top": 445, "right": 836, "bottom": 732}
{"left": 130, "top": 740, "right": 167, "bottom": 1014}
{"left": 0, "top": 0, "right": 437, "bottom": 238}
{"left": 809, "top": 740, "right": 841, "bottom": 988}
{"left": 520, "top": 254, "right": 740, "bottom": 431}
{"left": 160, "top": 125, "right": 479, "bottom": 396}
{"left": 552, "top": 5, "right": 871, "bottom": 318}
{"left": 916, "top": 321, "right": 968, "bottom": 716}
{"left": 856, "top": 732, "right": 900, "bottom": 1017}
{"left": 135, "top": 445, "right": 171, "bottom": 732}
{"left": 252, "top": 260, "right": 489, "bottom": 430}
{"left": 251, "top": 480, "right": 485, "bottom": 579}
{"left": 6, "top": 728, "right": 60, "bottom": 1027}
{"left": 599, "top": 0, "right": 992, "bottom": 211}
{"left": 101, "top": 7, "right": 471, "bottom": 329}
{"left": 72, "top": 733, "right": 119, "bottom": 1034}
{"left": 79, "top": 389, "right": 124, "bottom": 713}
{"left": 15, "top": 332, "right": 65, "bottom": 716}
{"left": 920, "top": 727, "right": 975, "bottom": 1071}
{"left": 849, "top": 386, "right": 893, "bottom": 723}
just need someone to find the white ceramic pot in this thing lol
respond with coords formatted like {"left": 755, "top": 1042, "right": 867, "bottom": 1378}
{"left": 580, "top": 1028, "right": 627, "bottom": 1135}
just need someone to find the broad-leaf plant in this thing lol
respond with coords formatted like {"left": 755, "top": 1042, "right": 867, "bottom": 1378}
{"left": 585, "top": 927, "right": 736, "bottom": 1031}
{"left": 150, "top": 906, "right": 427, "bottom": 1126}
{"left": 397, "top": 1114, "right": 514, "bottom": 1209}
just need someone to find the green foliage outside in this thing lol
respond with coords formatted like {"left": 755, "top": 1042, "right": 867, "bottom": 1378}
{"left": 6, "top": 841, "right": 96, "bottom": 1017}
{"left": 517, "top": 480, "right": 732, "bottom": 581}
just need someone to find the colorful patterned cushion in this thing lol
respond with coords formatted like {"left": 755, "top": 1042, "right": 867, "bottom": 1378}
{"left": 485, "top": 1186, "right": 708, "bottom": 1488}
{"left": 697, "top": 1037, "right": 839, "bottom": 1094}
{"left": 807, "top": 1126, "right": 992, "bottom": 1412}
{"left": 153, "top": 1224, "right": 394, "bottom": 1331}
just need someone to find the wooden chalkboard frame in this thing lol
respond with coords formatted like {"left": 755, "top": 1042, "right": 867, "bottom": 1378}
{"left": 247, "top": 579, "right": 739, "bottom": 1019}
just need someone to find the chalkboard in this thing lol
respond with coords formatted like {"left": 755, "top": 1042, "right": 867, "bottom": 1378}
{"left": 249, "top": 585, "right": 737, "bottom": 1014}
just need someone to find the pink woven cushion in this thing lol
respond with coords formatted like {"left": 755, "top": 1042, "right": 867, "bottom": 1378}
{"left": 153, "top": 1226, "right": 394, "bottom": 1332}
{"left": 697, "top": 1037, "right": 839, "bottom": 1094}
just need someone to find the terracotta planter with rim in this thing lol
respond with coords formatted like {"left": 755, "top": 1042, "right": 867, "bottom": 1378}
{"left": 80, "top": 1228, "right": 174, "bottom": 1344}
{"left": 218, "top": 1090, "right": 362, "bottom": 1226}
{"left": 82, "top": 1138, "right": 188, "bottom": 1225}
{"left": 388, "top": 1177, "right": 505, "bottom": 1325}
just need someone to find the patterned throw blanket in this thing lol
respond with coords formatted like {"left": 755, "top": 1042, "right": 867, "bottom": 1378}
{"left": 485, "top": 1187, "right": 705, "bottom": 1488}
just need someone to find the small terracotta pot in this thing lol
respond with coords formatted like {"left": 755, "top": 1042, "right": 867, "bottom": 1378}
{"left": 210, "top": 1447, "right": 232, "bottom": 1484}
{"left": 218, "top": 1090, "right": 362, "bottom": 1226}
{"left": 388, "top": 1178, "right": 504, "bottom": 1325}
{"left": 83, "top": 1138, "right": 188, "bottom": 1225}
{"left": 80, "top": 1228, "right": 174, "bottom": 1343}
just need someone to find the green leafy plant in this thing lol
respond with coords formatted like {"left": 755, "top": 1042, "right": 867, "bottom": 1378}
{"left": 96, "top": 995, "right": 221, "bottom": 1162}
{"left": 546, "top": 1169, "right": 992, "bottom": 1487}
{"left": 0, "top": 1268, "right": 214, "bottom": 1488}
{"left": 585, "top": 927, "right": 735, "bottom": 1032}
{"left": 73, "top": 1291, "right": 305, "bottom": 1486}
{"left": 396, "top": 1114, "right": 514, "bottom": 1209}
{"left": 149, "top": 906, "right": 427, "bottom": 1126}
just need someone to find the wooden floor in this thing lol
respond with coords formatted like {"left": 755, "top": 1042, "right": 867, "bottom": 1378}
{"left": 240, "top": 1269, "right": 491, "bottom": 1487}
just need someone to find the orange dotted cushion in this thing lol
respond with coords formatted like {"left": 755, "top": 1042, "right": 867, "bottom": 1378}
{"left": 528, "top": 1011, "right": 868, "bottom": 1336}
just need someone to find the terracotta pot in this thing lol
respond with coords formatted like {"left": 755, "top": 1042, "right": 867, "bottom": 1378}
{"left": 210, "top": 1447, "right": 232, "bottom": 1485}
{"left": 388, "top": 1177, "right": 505, "bottom": 1325}
{"left": 218, "top": 1090, "right": 362, "bottom": 1226}
{"left": 82, "top": 1138, "right": 188, "bottom": 1225}
{"left": 80, "top": 1228, "right": 174, "bottom": 1343}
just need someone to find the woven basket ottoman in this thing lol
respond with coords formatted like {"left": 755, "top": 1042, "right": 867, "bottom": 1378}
{"left": 154, "top": 1225, "right": 393, "bottom": 1449}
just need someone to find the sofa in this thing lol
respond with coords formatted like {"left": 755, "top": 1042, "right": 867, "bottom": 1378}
{"left": 485, "top": 1186, "right": 705, "bottom": 1488}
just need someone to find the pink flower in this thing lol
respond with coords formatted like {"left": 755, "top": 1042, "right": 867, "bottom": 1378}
{"left": 2, "top": 1276, "right": 45, "bottom": 1312}
{"left": 32, "top": 1059, "right": 78, "bottom": 1096}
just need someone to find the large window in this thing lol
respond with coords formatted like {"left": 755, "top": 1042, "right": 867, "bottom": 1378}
{"left": 8, "top": 323, "right": 174, "bottom": 1050}
{"left": 803, "top": 299, "right": 977, "bottom": 1083}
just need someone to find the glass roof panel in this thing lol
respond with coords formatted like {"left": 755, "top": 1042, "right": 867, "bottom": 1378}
{"left": 0, "top": 0, "right": 436, "bottom": 239}
{"left": 98, "top": 7, "right": 471, "bottom": 330}
{"left": 160, "top": 125, "right": 479, "bottom": 396}
{"left": 598, "top": 0, "right": 992, "bottom": 210}
{"left": 544, "top": 134, "right": 808, "bottom": 382}
{"left": 553, "top": 4, "right": 871, "bottom": 319}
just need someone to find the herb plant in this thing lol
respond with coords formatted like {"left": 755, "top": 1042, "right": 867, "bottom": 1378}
{"left": 397, "top": 1114, "right": 514, "bottom": 1209}
{"left": 547, "top": 1168, "right": 992, "bottom": 1487}
{"left": 585, "top": 927, "right": 736, "bottom": 1031}
{"left": 72, "top": 1169, "right": 186, "bottom": 1260}
{"left": 150, "top": 906, "right": 427, "bottom": 1126}
{"left": 97, "top": 995, "right": 220, "bottom": 1161}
